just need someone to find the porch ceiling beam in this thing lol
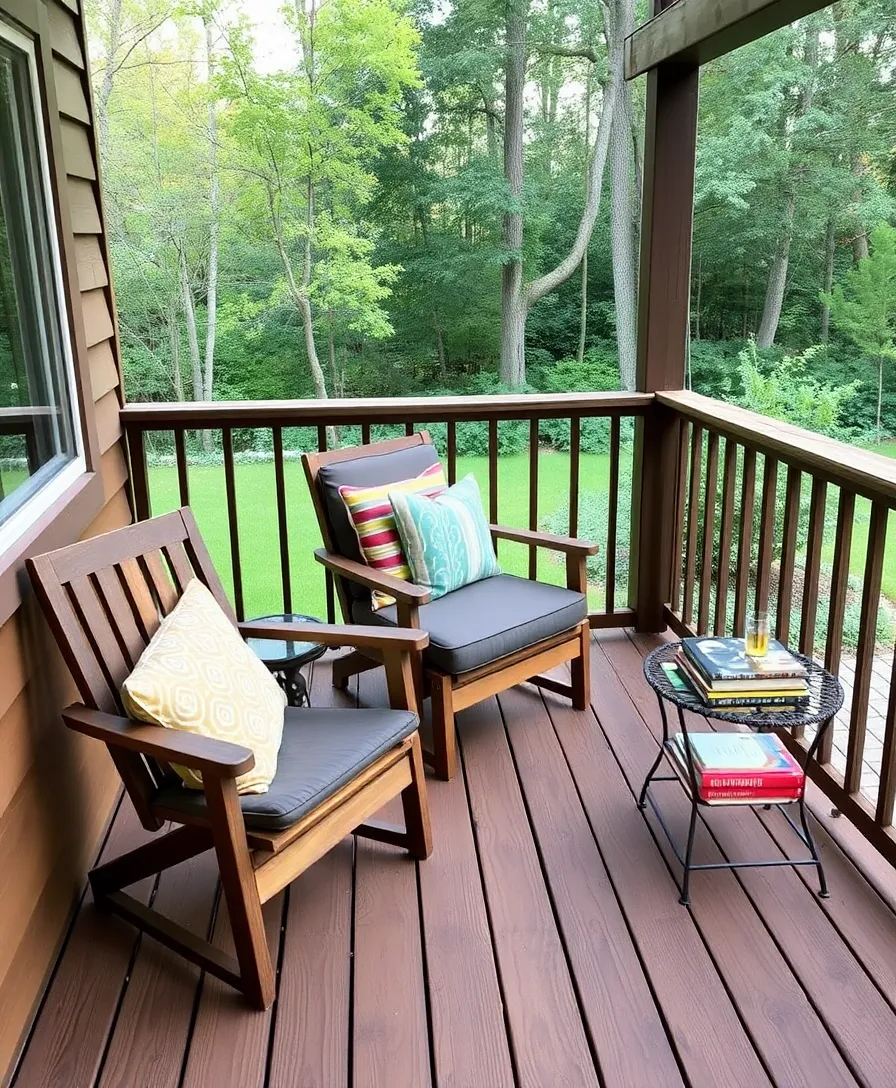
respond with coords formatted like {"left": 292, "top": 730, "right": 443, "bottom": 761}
{"left": 625, "top": 0, "right": 832, "bottom": 79}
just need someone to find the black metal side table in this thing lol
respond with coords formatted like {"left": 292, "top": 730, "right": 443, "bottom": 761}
{"left": 639, "top": 641, "right": 844, "bottom": 906}
{"left": 244, "top": 613, "right": 327, "bottom": 707}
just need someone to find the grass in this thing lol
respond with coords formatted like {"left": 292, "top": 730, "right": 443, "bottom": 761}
{"left": 147, "top": 451, "right": 617, "bottom": 619}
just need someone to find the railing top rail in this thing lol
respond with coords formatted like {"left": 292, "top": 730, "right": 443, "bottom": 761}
{"left": 120, "top": 391, "right": 654, "bottom": 428}
{"left": 659, "top": 390, "right": 896, "bottom": 505}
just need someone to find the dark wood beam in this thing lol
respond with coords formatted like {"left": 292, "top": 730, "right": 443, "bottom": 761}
{"left": 629, "top": 46, "right": 699, "bottom": 631}
{"left": 626, "top": 0, "right": 832, "bottom": 79}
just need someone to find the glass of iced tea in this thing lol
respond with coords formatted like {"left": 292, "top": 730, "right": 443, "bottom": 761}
{"left": 745, "top": 612, "right": 770, "bottom": 658}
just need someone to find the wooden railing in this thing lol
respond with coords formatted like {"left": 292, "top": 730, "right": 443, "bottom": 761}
{"left": 659, "top": 390, "right": 896, "bottom": 863}
{"left": 120, "top": 392, "right": 650, "bottom": 630}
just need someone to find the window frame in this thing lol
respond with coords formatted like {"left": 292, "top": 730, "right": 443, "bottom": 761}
{"left": 0, "top": 18, "right": 87, "bottom": 554}
{"left": 0, "top": 0, "right": 112, "bottom": 627}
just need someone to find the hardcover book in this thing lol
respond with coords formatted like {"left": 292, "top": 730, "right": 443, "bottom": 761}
{"left": 675, "top": 653, "right": 809, "bottom": 703}
{"left": 682, "top": 637, "right": 807, "bottom": 684}
{"left": 672, "top": 732, "right": 804, "bottom": 785}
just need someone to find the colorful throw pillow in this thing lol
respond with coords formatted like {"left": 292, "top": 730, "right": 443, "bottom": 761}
{"left": 339, "top": 461, "right": 446, "bottom": 609}
{"left": 121, "top": 578, "right": 286, "bottom": 794}
{"left": 389, "top": 474, "right": 500, "bottom": 600}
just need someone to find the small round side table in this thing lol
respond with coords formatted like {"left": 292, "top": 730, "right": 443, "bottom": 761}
{"left": 244, "top": 613, "right": 327, "bottom": 707}
{"left": 639, "top": 641, "right": 844, "bottom": 906}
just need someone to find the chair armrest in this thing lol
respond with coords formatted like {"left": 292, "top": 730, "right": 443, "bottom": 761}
{"left": 239, "top": 620, "right": 428, "bottom": 652}
{"left": 61, "top": 704, "right": 255, "bottom": 777}
{"left": 490, "top": 525, "right": 599, "bottom": 556}
{"left": 313, "top": 549, "right": 432, "bottom": 605}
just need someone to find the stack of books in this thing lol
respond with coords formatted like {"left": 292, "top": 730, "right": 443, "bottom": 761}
{"left": 674, "top": 636, "right": 809, "bottom": 710}
{"left": 669, "top": 731, "right": 805, "bottom": 804}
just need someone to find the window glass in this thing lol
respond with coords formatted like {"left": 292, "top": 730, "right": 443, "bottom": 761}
{"left": 0, "top": 28, "right": 80, "bottom": 529}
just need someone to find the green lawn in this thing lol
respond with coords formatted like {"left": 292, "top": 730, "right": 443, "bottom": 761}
{"left": 148, "top": 451, "right": 615, "bottom": 618}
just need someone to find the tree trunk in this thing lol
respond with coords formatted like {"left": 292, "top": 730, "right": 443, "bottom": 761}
{"left": 877, "top": 357, "right": 883, "bottom": 438}
{"left": 435, "top": 313, "right": 448, "bottom": 381}
{"left": 821, "top": 217, "right": 835, "bottom": 342}
{"left": 202, "top": 17, "right": 219, "bottom": 452}
{"left": 577, "top": 74, "right": 592, "bottom": 368}
{"left": 499, "top": 0, "right": 527, "bottom": 385}
{"left": 96, "top": 0, "right": 123, "bottom": 160}
{"left": 756, "top": 188, "right": 795, "bottom": 349}
{"left": 694, "top": 253, "right": 702, "bottom": 341}
{"left": 606, "top": 0, "right": 636, "bottom": 389}
{"left": 179, "top": 249, "right": 204, "bottom": 401}
{"left": 169, "top": 304, "right": 184, "bottom": 401}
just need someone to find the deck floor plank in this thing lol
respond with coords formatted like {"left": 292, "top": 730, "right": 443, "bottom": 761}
{"left": 457, "top": 697, "right": 600, "bottom": 1088}
{"left": 12, "top": 649, "right": 896, "bottom": 1088}
{"left": 498, "top": 683, "right": 685, "bottom": 1088}
{"left": 12, "top": 800, "right": 159, "bottom": 1088}
{"left": 595, "top": 631, "right": 861, "bottom": 1088}
{"left": 97, "top": 848, "right": 219, "bottom": 1088}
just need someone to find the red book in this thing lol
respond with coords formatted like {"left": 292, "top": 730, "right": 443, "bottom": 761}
{"left": 697, "top": 785, "right": 803, "bottom": 804}
{"left": 672, "top": 732, "right": 804, "bottom": 791}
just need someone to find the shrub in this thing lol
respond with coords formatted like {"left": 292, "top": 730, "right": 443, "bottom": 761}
{"left": 544, "top": 480, "right": 633, "bottom": 601}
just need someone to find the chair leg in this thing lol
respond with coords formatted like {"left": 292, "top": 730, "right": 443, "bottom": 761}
{"left": 429, "top": 672, "right": 457, "bottom": 781}
{"left": 332, "top": 649, "right": 379, "bottom": 690}
{"left": 570, "top": 621, "right": 591, "bottom": 711}
{"left": 203, "top": 776, "right": 275, "bottom": 1009}
{"left": 401, "top": 734, "right": 433, "bottom": 859}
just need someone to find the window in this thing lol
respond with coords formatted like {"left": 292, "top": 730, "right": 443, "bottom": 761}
{"left": 0, "top": 21, "right": 84, "bottom": 550}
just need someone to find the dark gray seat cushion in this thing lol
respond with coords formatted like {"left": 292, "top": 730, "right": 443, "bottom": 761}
{"left": 353, "top": 573, "right": 587, "bottom": 675}
{"left": 153, "top": 705, "right": 418, "bottom": 831}
{"left": 316, "top": 443, "right": 442, "bottom": 594}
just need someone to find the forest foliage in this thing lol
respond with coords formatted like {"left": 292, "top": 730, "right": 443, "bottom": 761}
{"left": 82, "top": 0, "right": 896, "bottom": 438}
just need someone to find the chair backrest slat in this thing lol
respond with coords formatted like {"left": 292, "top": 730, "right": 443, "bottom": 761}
{"left": 67, "top": 575, "right": 132, "bottom": 705}
{"left": 27, "top": 508, "right": 233, "bottom": 831}
{"left": 118, "top": 557, "right": 162, "bottom": 642}
{"left": 142, "top": 550, "right": 180, "bottom": 615}
{"left": 93, "top": 566, "right": 146, "bottom": 669}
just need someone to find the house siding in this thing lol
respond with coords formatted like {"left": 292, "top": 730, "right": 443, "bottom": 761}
{"left": 0, "top": 0, "right": 130, "bottom": 1079}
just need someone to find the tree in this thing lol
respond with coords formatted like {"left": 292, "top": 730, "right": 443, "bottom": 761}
{"left": 219, "top": 0, "right": 420, "bottom": 401}
{"left": 823, "top": 222, "right": 896, "bottom": 438}
{"left": 499, "top": 0, "right": 616, "bottom": 386}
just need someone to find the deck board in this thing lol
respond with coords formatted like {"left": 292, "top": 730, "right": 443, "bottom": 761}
{"left": 12, "top": 637, "right": 896, "bottom": 1088}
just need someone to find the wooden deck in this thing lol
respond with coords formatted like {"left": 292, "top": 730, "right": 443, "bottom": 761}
{"left": 12, "top": 629, "right": 896, "bottom": 1088}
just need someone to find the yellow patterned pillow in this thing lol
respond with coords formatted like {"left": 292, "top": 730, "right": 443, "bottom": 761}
{"left": 121, "top": 578, "right": 286, "bottom": 794}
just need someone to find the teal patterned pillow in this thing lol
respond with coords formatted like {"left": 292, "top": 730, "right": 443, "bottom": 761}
{"left": 389, "top": 474, "right": 501, "bottom": 599}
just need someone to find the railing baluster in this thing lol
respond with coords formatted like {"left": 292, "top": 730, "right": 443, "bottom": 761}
{"left": 754, "top": 454, "right": 778, "bottom": 616}
{"left": 126, "top": 423, "right": 151, "bottom": 521}
{"left": 820, "top": 490, "right": 855, "bottom": 762}
{"left": 714, "top": 438, "right": 738, "bottom": 635}
{"left": 361, "top": 423, "right": 371, "bottom": 445}
{"left": 733, "top": 447, "right": 756, "bottom": 640}
{"left": 606, "top": 416, "right": 620, "bottom": 614}
{"left": 528, "top": 419, "right": 539, "bottom": 580}
{"left": 682, "top": 424, "right": 703, "bottom": 629}
{"left": 697, "top": 431, "right": 718, "bottom": 635}
{"left": 798, "top": 477, "right": 827, "bottom": 658}
{"left": 775, "top": 465, "right": 802, "bottom": 644}
{"left": 569, "top": 415, "right": 581, "bottom": 539}
{"left": 273, "top": 426, "right": 292, "bottom": 613}
{"left": 447, "top": 421, "right": 457, "bottom": 485}
{"left": 221, "top": 428, "right": 244, "bottom": 622}
{"left": 844, "top": 502, "right": 888, "bottom": 796}
{"left": 876, "top": 649, "right": 896, "bottom": 828}
{"left": 405, "top": 421, "right": 415, "bottom": 437}
{"left": 670, "top": 419, "right": 689, "bottom": 616}
{"left": 316, "top": 425, "right": 334, "bottom": 620}
{"left": 488, "top": 418, "right": 498, "bottom": 524}
{"left": 174, "top": 427, "right": 189, "bottom": 507}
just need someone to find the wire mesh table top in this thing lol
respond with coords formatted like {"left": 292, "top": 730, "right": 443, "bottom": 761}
{"left": 643, "top": 641, "right": 845, "bottom": 729}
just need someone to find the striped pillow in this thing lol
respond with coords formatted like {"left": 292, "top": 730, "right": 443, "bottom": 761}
{"left": 339, "top": 461, "right": 446, "bottom": 609}
{"left": 389, "top": 474, "right": 501, "bottom": 601}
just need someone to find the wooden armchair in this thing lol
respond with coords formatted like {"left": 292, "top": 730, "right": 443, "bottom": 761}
{"left": 303, "top": 431, "right": 597, "bottom": 781}
{"left": 27, "top": 508, "right": 432, "bottom": 1010}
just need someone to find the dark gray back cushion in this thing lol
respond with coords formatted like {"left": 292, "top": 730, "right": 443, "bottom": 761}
{"left": 317, "top": 442, "right": 442, "bottom": 566}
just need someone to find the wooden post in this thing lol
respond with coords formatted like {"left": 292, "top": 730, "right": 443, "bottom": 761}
{"left": 629, "top": 42, "right": 699, "bottom": 632}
